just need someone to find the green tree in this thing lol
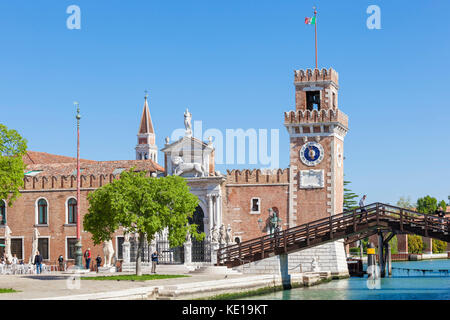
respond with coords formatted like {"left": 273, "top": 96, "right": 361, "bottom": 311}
{"left": 408, "top": 235, "right": 423, "bottom": 254}
{"left": 438, "top": 200, "right": 447, "bottom": 212}
{"left": 416, "top": 195, "right": 438, "bottom": 214}
{"left": 432, "top": 239, "right": 447, "bottom": 254}
{"left": 0, "top": 124, "right": 27, "bottom": 206}
{"left": 84, "top": 170, "right": 203, "bottom": 275}
{"left": 343, "top": 180, "right": 359, "bottom": 212}
{"left": 396, "top": 196, "right": 414, "bottom": 209}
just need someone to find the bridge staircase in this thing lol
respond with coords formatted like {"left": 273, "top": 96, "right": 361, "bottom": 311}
{"left": 217, "top": 203, "right": 449, "bottom": 268}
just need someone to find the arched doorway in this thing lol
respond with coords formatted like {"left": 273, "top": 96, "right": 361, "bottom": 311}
{"left": 189, "top": 206, "right": 210, "bottom": 262}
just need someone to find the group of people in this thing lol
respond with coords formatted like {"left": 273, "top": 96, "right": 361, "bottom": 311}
{"left": 83, "top": 248, "right": 104, "bottom": 272}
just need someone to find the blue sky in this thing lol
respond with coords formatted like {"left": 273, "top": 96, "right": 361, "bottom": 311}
{"left": 1, "top": 0, "right": 449, "bottom": 205}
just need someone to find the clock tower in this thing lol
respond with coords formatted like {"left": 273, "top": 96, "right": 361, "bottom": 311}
{"left": 285, "top": 68, "right": 348, "bottom": 227}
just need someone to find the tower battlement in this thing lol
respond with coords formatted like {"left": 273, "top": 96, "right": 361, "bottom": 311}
{"left": 294, "top": 67, "right": 338, "bottom": 85}
{"left": 284, "top": 109, "right": 348, "bottom": 128}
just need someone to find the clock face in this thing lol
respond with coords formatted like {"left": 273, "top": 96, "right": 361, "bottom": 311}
{"left": 300, "top": 142, "right": 324, "bottom": 166}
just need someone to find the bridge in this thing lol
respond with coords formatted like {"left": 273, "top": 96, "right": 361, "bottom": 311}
{"left": 217, "top": 203, "right": 449, "bottom": 271}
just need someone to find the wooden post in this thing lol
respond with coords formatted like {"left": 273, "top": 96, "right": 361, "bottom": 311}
{"left": 424, "top": 215, "right": 429, "bottom": 237}
{"left": 387, "top": 244, "right": 392, "bottom": 277}
{"left": 378, "top": 232, "right": 385, "bottom": 278}
{"left": 260, "top": 237, "right": 264, "bottom": 259}
{"left": 400, "top": 209, "right": 404, "bottom": 231}
{"left": 306, "top": 224, "right": 310, "bottom": 246}
{"left": 283, "top": 230, "right": 287, "bottom": 253}
{"left": 353, "top": 209, "right": 356, "bottom": 232}
{"left": 329, "top": 216, "right": 333, "bottom": 240}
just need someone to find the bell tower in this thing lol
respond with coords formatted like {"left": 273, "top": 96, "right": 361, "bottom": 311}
{"left": 285, "top": 68, "right": 348, "bottom": 227}
{"left": 135, "top": 93, "right": 158, "bottom": 162}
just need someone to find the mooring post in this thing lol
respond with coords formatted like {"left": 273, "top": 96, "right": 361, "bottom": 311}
{"left": 378, "top": 232, "right": 385, "bottom": 278}
{"left": 367, "top": 242, "right": 376, "bottom": 278}
{"left": 387, "top": 244, "right": 392, "bottom": 276}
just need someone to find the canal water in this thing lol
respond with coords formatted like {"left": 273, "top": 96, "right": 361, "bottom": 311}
{"left": 240, "top": 259, "right": 450, "bottom": 300}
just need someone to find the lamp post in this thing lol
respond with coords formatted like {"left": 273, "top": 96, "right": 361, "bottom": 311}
{"left": 74, "top": 102, "right": 83, "bottom": 268}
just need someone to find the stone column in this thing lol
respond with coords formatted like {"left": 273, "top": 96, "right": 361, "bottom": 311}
{"left": 208, "top": 195, "right": 214, "bottom": 228}
{"left": 423, "top": 237, "right": 433, "bottom": 255}
{"left": 215, "top": 194, "right": 221, "bottom": 227}
{"left": 122, "top": 241, "right": 130, "bottom": 264}
{"left": 397, "top": 234, "right": 408, "bottom": 254}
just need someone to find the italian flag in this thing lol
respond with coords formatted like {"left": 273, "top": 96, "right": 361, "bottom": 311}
{"left": 305, "top": 16, "right": 316, "bottom": 25}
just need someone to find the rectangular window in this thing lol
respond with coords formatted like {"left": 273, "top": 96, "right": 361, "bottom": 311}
{"left": 117, "top": 236, "right": 124, "bottom": 260}
{"left": 306, "top": 91, "right": 321, "bottom": 111}
{"left": 251, "top": 198, "right": 260, "bottom": 213}
{"left": 67, "top": 238, "right": 77, "bottom": 260}
{"left": 38, "top": 238, "right": 49, "bottom": 260}
{"left": 11, "top": 238, "right": 23, "bottom": 260}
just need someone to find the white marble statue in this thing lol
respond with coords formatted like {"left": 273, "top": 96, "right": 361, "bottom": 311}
{"left": 311, "top": 257, "right": 320, "bottom": 272}
{"left": 4, "top": 226, "right": 13, "bottom": 264}
{"left": 225, "top": 224, "right": 233, "bottom": 245}
{"left": 184, "top": 108, "right": 192, "bottom": 136}
{"left": 172, "top": 156, "right": 205, "bottom": 177}
{"left": 102, "top": 240, "right": 115, "bottom": 267}
{"left": 210, "top": 224, "right": 219, "bottom": 243}
{"left": 28, "top": 228, "right": 40, "bottom": 264}
{"left": 218, "top": 224, "right": 226, "bottom": 245}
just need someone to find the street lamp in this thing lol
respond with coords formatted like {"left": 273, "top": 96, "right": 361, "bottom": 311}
{"left": 74, "top": 102, "right": 83, "bottom": 268}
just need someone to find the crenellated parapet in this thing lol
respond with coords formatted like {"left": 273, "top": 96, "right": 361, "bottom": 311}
{"left": 21, "top": 171, "right": 154, "bottom": 191}
{"left": 294, "top": 68, "right": 338, "bottom": 85}
{"left": 225, "top": 168, "right": 289, "bottom": 184}
{"left": 284, "top": 108, "right": 348, "bottom": 128}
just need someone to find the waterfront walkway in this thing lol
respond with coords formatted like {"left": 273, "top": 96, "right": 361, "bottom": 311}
{"left": 0, "top": 266, "right": 330, "bottom": 300}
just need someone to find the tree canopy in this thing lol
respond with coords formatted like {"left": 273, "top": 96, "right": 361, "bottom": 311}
{"left": 343, "top": 180, "right": 359, "bottom": 212}
{"left": 84, "top": 170, "right": 203, "bottom": 275}
{"left": 416, "top": 195, "right": 447, "bottom": 214}
{"left": 0, "top": 124, "right": 27, "bottom": 206}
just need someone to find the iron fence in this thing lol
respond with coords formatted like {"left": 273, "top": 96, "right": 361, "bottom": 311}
{"left": 156, "top": 240, "right": 184, "bottom": 264}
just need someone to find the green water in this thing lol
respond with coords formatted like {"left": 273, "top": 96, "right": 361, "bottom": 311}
{"left": 240, "top": 259, "right": 450, "bottom": 300}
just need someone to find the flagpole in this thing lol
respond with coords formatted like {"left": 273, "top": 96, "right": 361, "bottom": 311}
{"left": 314, "top": 6, "right": 318, "bottom": 69}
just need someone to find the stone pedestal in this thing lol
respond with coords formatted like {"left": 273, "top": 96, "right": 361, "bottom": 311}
{"left": 122, "top": 241, "right": 131, "bottom": 264}
{"left": 211, "top": 242, "right": 219, "bottom": 265}
{"left": 397, "top": 234, "right": 408, "bottom": 254}
{"left": 423, "top": 237, "right": 433, "bottom": 254}
{"left": 184, "top": 241, "right": 192, "bottom": 265}
{"left": 98, "top": 266, "right": 116, "bottom": 273}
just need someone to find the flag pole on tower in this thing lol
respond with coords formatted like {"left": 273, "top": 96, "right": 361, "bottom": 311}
{"left": 305, "top": 6, "right": 318, "bottom": 69}
{"left": 314, "top": 6, "right": 318, "bottom": 69}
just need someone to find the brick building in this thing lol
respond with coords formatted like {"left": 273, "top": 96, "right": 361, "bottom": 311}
{"left": 2, "top": 67, "right": 350, "bottom": 273}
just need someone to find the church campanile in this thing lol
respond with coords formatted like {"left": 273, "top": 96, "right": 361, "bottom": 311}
{"left": 135, "top": 93, "right": 158, "bottom": 162}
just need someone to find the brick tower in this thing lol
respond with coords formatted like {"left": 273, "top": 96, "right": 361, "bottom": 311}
{"left": 283, "top": 68, "right": 349, "bottom": 276}
{"left": 284, "top": 68, "right": 348, "bottom": 226}
{"left": 135, "top": 94, "right": 158, "bottom": 162}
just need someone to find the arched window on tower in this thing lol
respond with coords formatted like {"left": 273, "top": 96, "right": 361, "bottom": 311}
{"left": 67, "top": 198, "right": 77, "bottom": 224}
{"left": 0, "top": 200, "right": 6, "bottom": 225}
{"left": 37, "top": 199, "right": 48, "bottom": 225}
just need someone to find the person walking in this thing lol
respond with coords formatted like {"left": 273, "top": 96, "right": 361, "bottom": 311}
{"left": 95, "top": 255, "right": 102, "bottom": 273}
{"left": 151, "top": 251, "right": 158, "bottom": 274}
{"left": 34, "top": 251, "right": 43, "bottom": 274}
{"left": 84, "top": 248, "right": 91, "bottom": 270}
{"left": 57, "top": 255, "right": 64, "bottom": 271}
{"left": 359, "top": 195, "right": 367, "bottom": 222}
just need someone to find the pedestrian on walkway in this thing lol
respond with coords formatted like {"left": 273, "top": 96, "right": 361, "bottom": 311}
{"left": 95, "top": 255, "right": 102, "bottom": 273}
{"left": 84, "top": 248, "right": 91, "bottom": 270}
{"left": 58, "top": 255, "right": 64, "bottom": 271}
{"left": 359, "top": 195, "right": 367, "bottom": 222}
{"left": 34, "top": 251, "right": 43, "bottom": 274}
{"left": 151, "top": 251, "right": 158, "bottom": 273}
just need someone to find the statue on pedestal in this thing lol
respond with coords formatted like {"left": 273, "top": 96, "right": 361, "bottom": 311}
{"left": 218, "top": 224, "right": 226, "bottom": 245}
{"left": 210, "top": 224, "right": 219, "bottom": 243}
{"left": 102, "top": 240, "right": 115, "bottom": 267}
{"left": 184, "top": 108, "right": 192, "bottom": 136}
{"left": 225, "top": 224, "right": 233, "bottom": 245}
{"left": 311, "top": 257, "right": 320, "bottom": 272}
